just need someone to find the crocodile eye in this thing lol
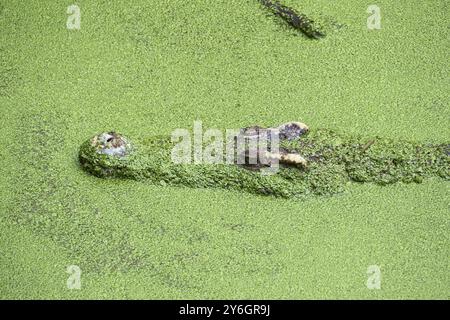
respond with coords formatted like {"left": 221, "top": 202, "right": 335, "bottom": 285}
{"left": 277, "top": 122, "right": 309, "bottom": 140}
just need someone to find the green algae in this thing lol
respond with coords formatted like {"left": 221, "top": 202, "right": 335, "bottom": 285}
{"left": 0, "top": 48, "right": 21, "bottom": 97}
{"left": 79, "top": 129, "right": 449, "bottom": 199}
{"left": 1, "top": 0, "right": 449, "bottom": 299}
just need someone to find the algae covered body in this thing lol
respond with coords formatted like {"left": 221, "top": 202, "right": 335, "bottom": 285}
{"left": 259, "top": 0, "right": 326, "bottom": 38}
{"left": 79, "top": 127, "right": 449, "bottom": 199}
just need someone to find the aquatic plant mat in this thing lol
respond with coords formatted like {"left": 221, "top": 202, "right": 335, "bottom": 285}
{"left": 1, "top": 0, "right": 448, "bottom": 299}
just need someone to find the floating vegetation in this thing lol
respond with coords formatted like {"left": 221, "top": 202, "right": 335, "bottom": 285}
{"left": 0, "top": 48, "right": 22, "bottom": 97}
